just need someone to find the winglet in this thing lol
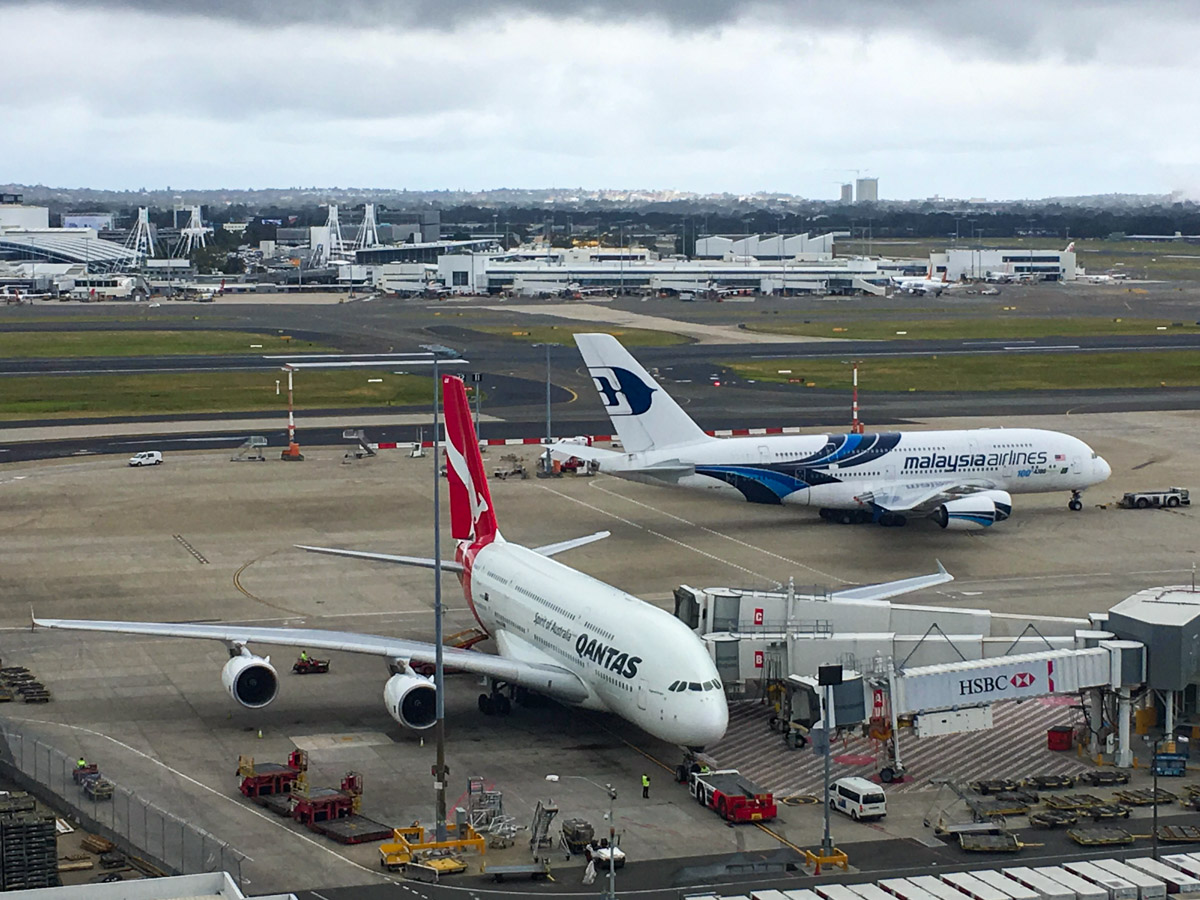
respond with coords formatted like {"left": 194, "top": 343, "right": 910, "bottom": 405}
{"left": 936, "top": 559, "right": 949, "bottom": 578}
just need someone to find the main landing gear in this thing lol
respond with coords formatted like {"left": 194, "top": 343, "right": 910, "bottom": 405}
{"left": 818, "top": 508, "right": 907, "bottom": 527}
{"left": 478, "top": 681, "right": 512, "bottom": 717}
{"left": 478, "top": 683, "right": 545, "bottom": 716}
{"left": 1068, "top": 490, "right": 1084, "bottom": 512}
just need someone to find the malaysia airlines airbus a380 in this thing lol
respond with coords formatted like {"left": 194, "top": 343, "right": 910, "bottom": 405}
{"left": 553, "top": 334, "right": 1111, "bottom": 530}
{"left": 34, "top": 376, "right": 730, "bottom": 749}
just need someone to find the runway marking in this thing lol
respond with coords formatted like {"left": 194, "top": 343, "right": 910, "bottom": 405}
{"left": 3, "top": 717, "right": 391, "bottom": 883}
{"left": 587, "top": 482, "right": 848, "bottom": 583}
{"left": 172, "top": 534, "right": 209, "bottom": 565}
{"left": 536, "top": 485, "right": 779, "bottom": 584}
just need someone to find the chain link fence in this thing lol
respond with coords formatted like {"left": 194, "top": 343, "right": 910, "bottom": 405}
{"left": 0, "top": 723, "right": 244, "bottom": 884}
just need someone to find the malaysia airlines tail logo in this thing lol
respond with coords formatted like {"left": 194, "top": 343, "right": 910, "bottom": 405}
{"left": 589, "top": 366, "right": 656, "bottom": 416}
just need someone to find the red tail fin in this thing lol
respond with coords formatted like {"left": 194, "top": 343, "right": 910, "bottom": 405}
{"left": 442, "top": 374, "right": 498, "bottom": 542}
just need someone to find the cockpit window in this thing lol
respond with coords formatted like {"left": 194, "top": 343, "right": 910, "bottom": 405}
{"left": 1091, "top": 452, "right": 1098, "bottom": 459}
{"left": 668, "top": 681, "right": 680, "bottom": 691}
{"left": 689, "top": 682, "right": 702, "bottom": 691}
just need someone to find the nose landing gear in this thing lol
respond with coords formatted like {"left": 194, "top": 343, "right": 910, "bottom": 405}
{"left": 1068, "top": 491, "right": 1083, "bottom": 512}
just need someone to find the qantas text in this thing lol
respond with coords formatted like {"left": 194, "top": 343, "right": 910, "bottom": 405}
{"left": 903, "top": 450, "right": 1048, "bottom": 473}
{"left": 575, "top": 633, "right": 641, "bottom": 679}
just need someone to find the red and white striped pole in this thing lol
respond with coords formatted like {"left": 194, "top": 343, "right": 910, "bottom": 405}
{"left": 851, "top": 362, "right": 863, "bottom": 434}
{"left": 281, "top": 366, "right": 304, "bottom": 460}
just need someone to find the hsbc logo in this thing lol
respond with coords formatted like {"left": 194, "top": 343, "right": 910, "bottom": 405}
{"left": 958, "top": 671, "right": 1036, "bottom": 696}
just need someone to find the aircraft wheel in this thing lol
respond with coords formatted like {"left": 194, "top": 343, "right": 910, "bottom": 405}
{"left": 880, "top": 767, "right": 895, "bottom": 784}
{"left": 1069, "top": 498, "right": 1083, "bottom": 512}
{"left": 676, "top": 765, "right": 688, "bottom": 784}
{"left": 478, "top": 694, "right": 493, "bottom": 715}
{"left": 496, "top": 695, "right": 512, "bottom": 716}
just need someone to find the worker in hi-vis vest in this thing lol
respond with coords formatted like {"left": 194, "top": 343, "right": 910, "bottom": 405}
{"left": 641, "top": 773, "right": 650, "bottom": 799}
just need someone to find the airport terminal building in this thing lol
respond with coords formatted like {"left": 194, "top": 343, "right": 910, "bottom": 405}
{"left": 932, "top": 246, "right": 1078, "bottom": 281}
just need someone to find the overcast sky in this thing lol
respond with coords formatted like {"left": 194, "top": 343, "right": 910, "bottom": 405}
{"left": 4, "top": 1, "right": 1199, "bottom": 200}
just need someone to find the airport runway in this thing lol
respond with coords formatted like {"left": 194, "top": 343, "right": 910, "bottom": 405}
{"left": 5, "top": 332, "right": 1200, "bottom": 377}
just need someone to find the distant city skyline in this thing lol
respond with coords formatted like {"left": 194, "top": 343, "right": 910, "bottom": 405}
{"left": 3, "top": 1, "right": 1198, "bottom": 200}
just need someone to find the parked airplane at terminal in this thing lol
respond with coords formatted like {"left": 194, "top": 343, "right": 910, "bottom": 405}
{"left": 890, "top": 265, "right": 963, "bottom": 296}
{"left": 34, "top": 376, "right": 733, "bottom": 748}
{"left": 553, "top": 334, "right": 1111, "bottom": 529}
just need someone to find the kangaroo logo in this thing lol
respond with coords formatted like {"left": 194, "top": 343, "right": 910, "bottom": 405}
{"left": 445, "top": 428, "right": 489, "bottom": 531}
{"left": 589, "top": 366, "right": 656, "bottom": 416}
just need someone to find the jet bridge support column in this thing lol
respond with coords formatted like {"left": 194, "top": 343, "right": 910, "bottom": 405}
{"left": 1116, "top": 688, "right": 1133, "bottom": 768}
{"left": 1086, "top": 687, "right": 1104, "bottom": 756}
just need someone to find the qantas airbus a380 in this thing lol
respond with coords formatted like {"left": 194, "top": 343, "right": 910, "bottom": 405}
{"left": 35, "top": 376, "right": 729, "bottom": 749}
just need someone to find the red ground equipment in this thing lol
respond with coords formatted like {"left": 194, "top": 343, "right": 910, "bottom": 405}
{"left": 292, "top": 656, "right": 330, "bottom": 674}
{"left": 689, "top": 769, "right": 777, "bottom": 823}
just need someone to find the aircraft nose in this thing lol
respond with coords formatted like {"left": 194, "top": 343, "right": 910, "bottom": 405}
{"left": 693, "top": 697, "right": 729, "bottom": 748}
{"left": 1095, "top": 455, "right": 1112, "bottom": 482}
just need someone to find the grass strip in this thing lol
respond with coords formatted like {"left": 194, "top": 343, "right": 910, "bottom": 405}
{"left": 725, "top": 351, "right": 1200, "bottom": 392}
{"left": 469, "top": 324, "right": 690, "bottom": 346}
{"left": 0, "top": 330, "right": 336, "bottom": 358}
{"left": 0, "top": 370, "right": 429, "bottom": 420}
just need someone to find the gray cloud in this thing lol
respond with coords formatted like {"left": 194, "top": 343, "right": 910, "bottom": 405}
{"left": 6, "top": 0, "right": 1191, "bottom": 56}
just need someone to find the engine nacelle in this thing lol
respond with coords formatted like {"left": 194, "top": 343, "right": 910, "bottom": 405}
{"left": 384, "top": 673, "right": 437, "bottom": 730}
{"left": 936, "top": 496, "right": 1000, "bottom": 530}
{"left": 973, "top": 489, "right": 1013, "bottom": 522}
{"left": 221, "top": 652, "right": 278, "bottom": 709}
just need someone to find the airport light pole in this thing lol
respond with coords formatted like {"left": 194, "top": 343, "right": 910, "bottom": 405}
{"left": 1147, "top": 733, "right": 1161, "bottom": 859}
{"left": 285, "top": 348, "right": 472, "bottom": 841}
{"left": 532, "top": 343, "right": 559, "bottom": 474}
{"left": 546, "top": 775, "right": 618, "bottom": 899}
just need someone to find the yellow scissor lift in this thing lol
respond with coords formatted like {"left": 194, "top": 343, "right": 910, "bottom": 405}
{"left": 379, "top": 823, "right": 487, "bottom": 878}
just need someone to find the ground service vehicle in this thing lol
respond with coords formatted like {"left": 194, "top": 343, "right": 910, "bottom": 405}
{"left": 689, "top": 768, "right": 777, "bottom": 823}
{"left": 830, "top": 776, "right": 887, "bottom": 820}
{"left": 128, "top": 450, "right": 163, "bottom": 467}
{"left": 1121, "top": 488, "right": 1189, "bottom": 509}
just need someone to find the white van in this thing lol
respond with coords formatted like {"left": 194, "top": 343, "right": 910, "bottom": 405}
{"left": 128, "top": 450, "right": 163, "bottom": 467}
{"left": 829, "top": 776, "right": 886, "bottom": 821}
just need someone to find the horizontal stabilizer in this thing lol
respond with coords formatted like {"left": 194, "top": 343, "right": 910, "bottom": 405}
{"left": 534, "top": 531, "right": 610, "bottom": 557}
{"left": 830, "top": 561, "right": 953, "bottom": 602}
{"left": 296, "top": 545, "right": 464, "bottom": 574}
{"left": 548, "top": 442, "right": 623, "bottom": 462}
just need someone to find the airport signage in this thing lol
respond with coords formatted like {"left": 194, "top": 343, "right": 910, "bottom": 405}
{"left": 753, "top": 608, "right": 764, "bottom": 626}
{"left": 754, "top": 650, "right": 764, "bottom": 669}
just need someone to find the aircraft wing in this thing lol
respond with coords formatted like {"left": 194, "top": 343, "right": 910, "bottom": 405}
{"left": 534, "top": 531, "right": 610, "bottom": 557}
{"left": 830, "top": 562, "right": 953, "bottom": 602}
{"left": 857, "top": 479, "right": 997, "bottom": 514}
{"left": 31, "top": 616, "right": 589, "bottom": 703}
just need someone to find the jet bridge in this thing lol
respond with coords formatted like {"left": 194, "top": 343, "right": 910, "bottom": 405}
{"left": 683, "top": 569, "right": 1159, "bottom": 774}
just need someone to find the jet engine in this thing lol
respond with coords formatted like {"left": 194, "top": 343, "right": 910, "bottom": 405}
{"left": 935, "top": 494, "right": 1005, "bottom": 530}
{"left": 221, "top": 651, "right": 278, "bottom": 709}
{"left": 384, "top": 673, "right": 437, "bottom": 730}
{"left": 973, "top": 489, "right": 1013, "bottom": 522}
